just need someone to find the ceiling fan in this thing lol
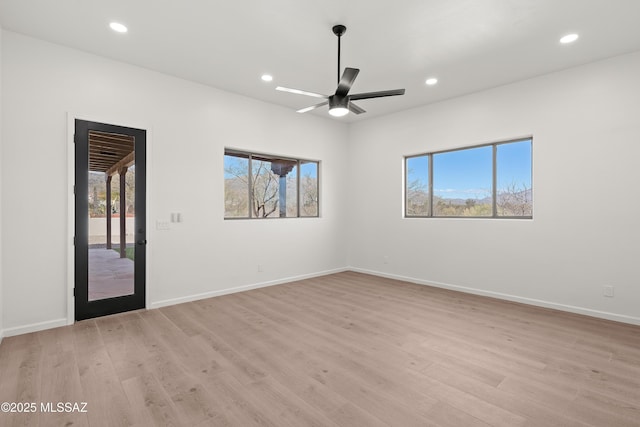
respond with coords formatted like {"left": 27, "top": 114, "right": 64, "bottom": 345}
{"left": 276, "top": 25, "right": 405, "bottom": 117}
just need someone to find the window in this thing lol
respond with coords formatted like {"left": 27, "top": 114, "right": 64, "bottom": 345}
{"left": 405, "top": 138, "right": 532, "bottom": 218}
{"left": 224, "top": 152, "right": 250, "bottom": 218}
{"left": 433, "top": 145, "right": 493, "bottom": 217}
{"left": 300, "top": 161, "right": 319, "bottom": 217}
{"left": 496, "top": 140, "right": 532, "bottom": 216}
{"left": 224, "top": 149, "right": 319, "bottom": 219}
{"left": 406, "top": 156, "right": 429, "bottom": 216}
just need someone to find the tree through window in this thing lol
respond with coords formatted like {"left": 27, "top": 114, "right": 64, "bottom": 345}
{"left": 224, "top": 150, "right": 319, "bottom": 219}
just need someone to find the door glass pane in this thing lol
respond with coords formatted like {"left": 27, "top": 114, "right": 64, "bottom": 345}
{"left": 88, "top": 131, "right": 135, "bottom": 301}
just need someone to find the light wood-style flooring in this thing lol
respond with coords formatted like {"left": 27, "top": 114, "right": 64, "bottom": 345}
{"left": 1, "top": 271, "right": 639, "bottom": 426}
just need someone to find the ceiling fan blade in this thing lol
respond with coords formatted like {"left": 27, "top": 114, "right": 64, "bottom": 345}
{"left": 348, "top": 102, "right": 366, "bottom": 115}
{"left": 297, "top": 101, "right": 329, "bottom": 113}
{"left": 335, "top": 68, "right": 360, "bottom": 97}
{"left": 276, "top": 86, "right": 328, "bottom": 99}
{"left": 349, "top": 88, "right": 405, "bottom": 101}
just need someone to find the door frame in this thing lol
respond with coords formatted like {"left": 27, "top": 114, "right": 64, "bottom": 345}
{"left": 66, "top": 113, "right": 152, "bottom": 324}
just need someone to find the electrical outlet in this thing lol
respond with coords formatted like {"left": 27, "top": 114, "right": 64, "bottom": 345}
{"left": 383, "top": 256, "right": 389, "bottom": 264}
{"left": 257, "top": 264, "right": 263, "bottom": 272}
{"left": 603, "top": 285, "right": 614, "bottom": 297}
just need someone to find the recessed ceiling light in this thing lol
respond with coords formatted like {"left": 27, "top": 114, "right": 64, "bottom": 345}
{"left": 261, "top": 74, "right": 273, "bottom": 82}
{"left": 560, "top": 33, "right": 579, "bottom": 44}
{"left": 109, "top": 22, "right": 128, "bottom": 33}
{"left": 425, "top": 78, "right": 438, "bottom": 86}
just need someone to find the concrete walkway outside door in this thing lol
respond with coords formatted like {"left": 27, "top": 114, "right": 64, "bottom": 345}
{"left": 88, "top": 248, "right": 134, "bottom": 301}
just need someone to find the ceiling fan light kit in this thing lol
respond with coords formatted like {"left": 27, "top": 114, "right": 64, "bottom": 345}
{"left": 328, "top": 95, "right": 349, "bottom": 117}
{"left": 276, "top": 24, "right": 405, "bottom": 118}
{"left": 328, "top": 107, "right": 349, "bottom": 117}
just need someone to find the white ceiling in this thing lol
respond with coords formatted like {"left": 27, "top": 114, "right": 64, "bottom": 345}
{"left": 2, "top": 0, "right": 640, "bottom": 122}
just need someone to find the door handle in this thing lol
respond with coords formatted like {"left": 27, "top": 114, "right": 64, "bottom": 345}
{"left": 137, "top": 240, "right": 147, "bottom": 245}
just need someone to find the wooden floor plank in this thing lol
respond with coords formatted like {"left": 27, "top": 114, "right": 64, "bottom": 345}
{"left": 422, "top": 361, "right": 590, "bottom": 427}
{"left": 0, "top": 333, "right": 42, "bottom": 427}
{"left": 72, "top": 319, "right": 138, "bottom": 426}
{"left": 37, "top": 348, "right": 89, "bottom": 427}
{"left": 121, "top": 373, "right": 183, "bottom": 426}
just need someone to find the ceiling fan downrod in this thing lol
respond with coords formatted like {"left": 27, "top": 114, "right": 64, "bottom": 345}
{"left": 332, "top": 25, "right": 347, "bottom": 85}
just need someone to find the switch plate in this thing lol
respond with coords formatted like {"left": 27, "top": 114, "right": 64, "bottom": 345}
{"left": 156, "top": 220, "right": 171, "bottom": 230}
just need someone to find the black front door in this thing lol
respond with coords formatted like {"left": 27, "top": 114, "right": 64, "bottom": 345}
{"left": 75, "top": 119, "right": 146, "bottom": 320}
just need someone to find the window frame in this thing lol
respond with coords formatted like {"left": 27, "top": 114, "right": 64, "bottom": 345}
{"left": 404, "top": 137, "right": 533, "bottom": 219}
{"left": 224, "top": 148, "right": 320, "bottom": 219}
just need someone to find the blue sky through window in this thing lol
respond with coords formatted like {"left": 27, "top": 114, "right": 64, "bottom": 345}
{"left": 434, "top": 146, "right": 492, "bottom": 200}
{"left": 224, "top": 154, "right": 248, "bottom": 179}
{"left": 225, "top": 155, "right": 319, "bottom": 180}
{"left": 300, "top": 161, "right": 317, "bottom": 179}
{"left": 406, "top": 156, "right": 428, "bottom": 191}
{"left": 406, "top": 139, "right": 532, "bottom": 201}
{"left": 497, "top": 140, "right": 532, "bottom": 193}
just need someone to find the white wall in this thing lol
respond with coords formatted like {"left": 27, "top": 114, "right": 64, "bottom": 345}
{"left": 0, "top": 31, "right": 349, "bottom": 335}
{"left": 348, "top": 51, "right": 640, "bottom": 324}
{"left": 88, "top": 218, "right": 135, "bottom": 242}
{"left": 0, "top": 25, "right": 4, "bottom": 341}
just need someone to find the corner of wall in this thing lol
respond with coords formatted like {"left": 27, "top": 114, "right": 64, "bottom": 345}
{"left": 345, "top": 51, "right": 640, "bottom": 325}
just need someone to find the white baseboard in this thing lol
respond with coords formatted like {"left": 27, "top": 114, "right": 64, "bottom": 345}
{"left": 4, "top": 265, "right": 638, "bottom": 338}
{"left": 1, "top": 318, "right": 70, "bottom": 338}
{"left": 149, "top": 267, "right": 349, "bottom": 310}
{"left": 350, "top": 267, "right": 640, "bottom": 326}
{"left": 1, "top": 269, "right": 347, "bottom": 338}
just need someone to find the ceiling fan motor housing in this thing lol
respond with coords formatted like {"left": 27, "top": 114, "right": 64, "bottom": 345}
{"left": 329, "top": 95, "right": 348, "bottom": 110}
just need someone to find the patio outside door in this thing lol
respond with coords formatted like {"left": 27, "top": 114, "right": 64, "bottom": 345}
{"left": 74, "top": 119, "right": 146, "bottom": 320}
